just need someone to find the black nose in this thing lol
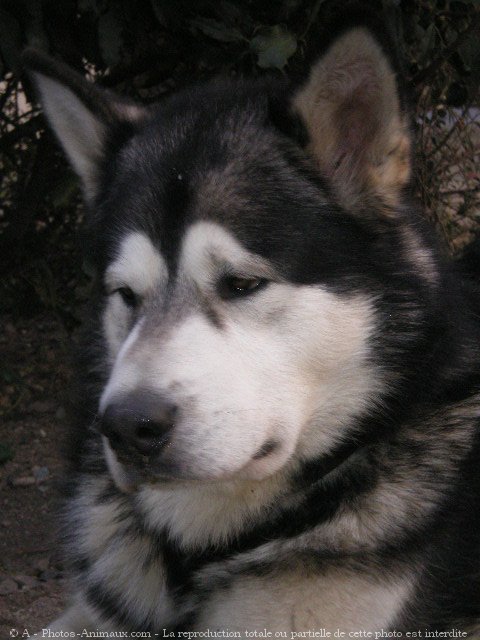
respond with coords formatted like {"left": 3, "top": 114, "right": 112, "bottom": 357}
{"left": 100, "top": 396, "right": 176, "bottom": 456}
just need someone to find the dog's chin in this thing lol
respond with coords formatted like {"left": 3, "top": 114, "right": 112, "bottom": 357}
{"left": 102, "top": 437, "right": 290, "bottom": 492}
{"left": 102, "top": 437, "right": 183, "bottom": 492}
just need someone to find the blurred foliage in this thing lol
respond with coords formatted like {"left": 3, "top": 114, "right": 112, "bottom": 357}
{"left": 0, "top": 0, "right": 479, "bottom": 321}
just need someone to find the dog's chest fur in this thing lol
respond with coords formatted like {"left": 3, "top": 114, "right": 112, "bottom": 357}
{"left": 66, "top": 470, "right": 414, "bottom": 633}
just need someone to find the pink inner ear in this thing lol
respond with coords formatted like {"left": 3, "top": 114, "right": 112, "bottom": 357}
{"left": 294, "top": 28, "right": 410, "bottom": 202}
{"left": 328, "top": 60, "right": 382, "bottom": 150}
{"left": 331, "top": 85, "right": 381, "bottom": 177}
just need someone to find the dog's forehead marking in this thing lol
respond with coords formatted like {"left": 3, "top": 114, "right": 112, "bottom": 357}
{"left": 105, "top": 231, "right": 167, "bottom": 294}
{"left": 179, "top": 221, "right": 277, "bottom": 281}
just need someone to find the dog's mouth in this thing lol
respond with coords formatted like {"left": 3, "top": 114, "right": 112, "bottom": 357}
{"left": 102, "top": 431, "right": 286, "bottom": 493}
{"left": 102, "top": 436, "right": 184, "bottom": 492}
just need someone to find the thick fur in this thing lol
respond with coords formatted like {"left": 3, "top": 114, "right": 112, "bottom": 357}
{"left": 24, "top": 19, "right": 480, "bottom": 637}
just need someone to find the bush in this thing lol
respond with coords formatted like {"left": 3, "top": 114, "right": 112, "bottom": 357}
{"left": 1, "top": 0, "right": 479, "bottom": 318}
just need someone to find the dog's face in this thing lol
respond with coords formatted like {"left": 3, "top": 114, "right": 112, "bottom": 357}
{"left": 99, "top": 221, "right": 377, "bottom": 485}
{"left": 26, "top": 27, "right": 434, "bottom": 489}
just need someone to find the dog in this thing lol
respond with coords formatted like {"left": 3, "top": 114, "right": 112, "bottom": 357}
{"left": 23, "top": 15, "right": 480, "bottom": 637}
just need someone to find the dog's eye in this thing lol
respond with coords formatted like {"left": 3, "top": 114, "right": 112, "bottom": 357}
{"left": 116, "top": 287, "right": 138, "bottom": 308}
{"left": 219, "top": 277, "right": 267, "bottom": 299}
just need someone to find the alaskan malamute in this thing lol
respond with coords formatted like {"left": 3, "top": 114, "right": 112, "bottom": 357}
{"left": 24, "top": 16, "right": 480, "bottom": 637}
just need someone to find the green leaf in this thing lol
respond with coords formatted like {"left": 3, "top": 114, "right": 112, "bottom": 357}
{"left": 190, "top": 17, "right": 244, "bottom": 43}
{"left": 250, "top": 25, "right": 297, "bottom": 70}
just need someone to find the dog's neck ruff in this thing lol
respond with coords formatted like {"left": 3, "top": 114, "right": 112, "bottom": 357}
{"left": 130, "top": 429, "right": 373, "bottom": 557}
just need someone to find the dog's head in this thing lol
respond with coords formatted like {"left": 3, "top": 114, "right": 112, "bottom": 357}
{"left": 25, "top": 25, "right": 438, "bottom": 490}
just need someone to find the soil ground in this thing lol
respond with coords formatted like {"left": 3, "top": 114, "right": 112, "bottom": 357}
{"left": 0, "top": 313, "right": 71, "bottom": 634}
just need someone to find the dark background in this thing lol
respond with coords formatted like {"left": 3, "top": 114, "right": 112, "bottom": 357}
{"left": 1, "top": 0, "right": 479, "bottom": 321}
{"left": 0, "top": 0, "right": 478, "bottom": 629}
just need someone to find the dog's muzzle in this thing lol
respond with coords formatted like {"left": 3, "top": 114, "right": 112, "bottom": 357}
{"left": 99, "top": 393, "right": 176, "bottom": 457}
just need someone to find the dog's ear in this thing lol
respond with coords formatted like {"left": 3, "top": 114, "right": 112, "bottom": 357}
{"left": 292, "top": 27, "right": 411, "bottom": 208}
{"left": 23, "top": 49, "right": 145, "bottom": 201}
